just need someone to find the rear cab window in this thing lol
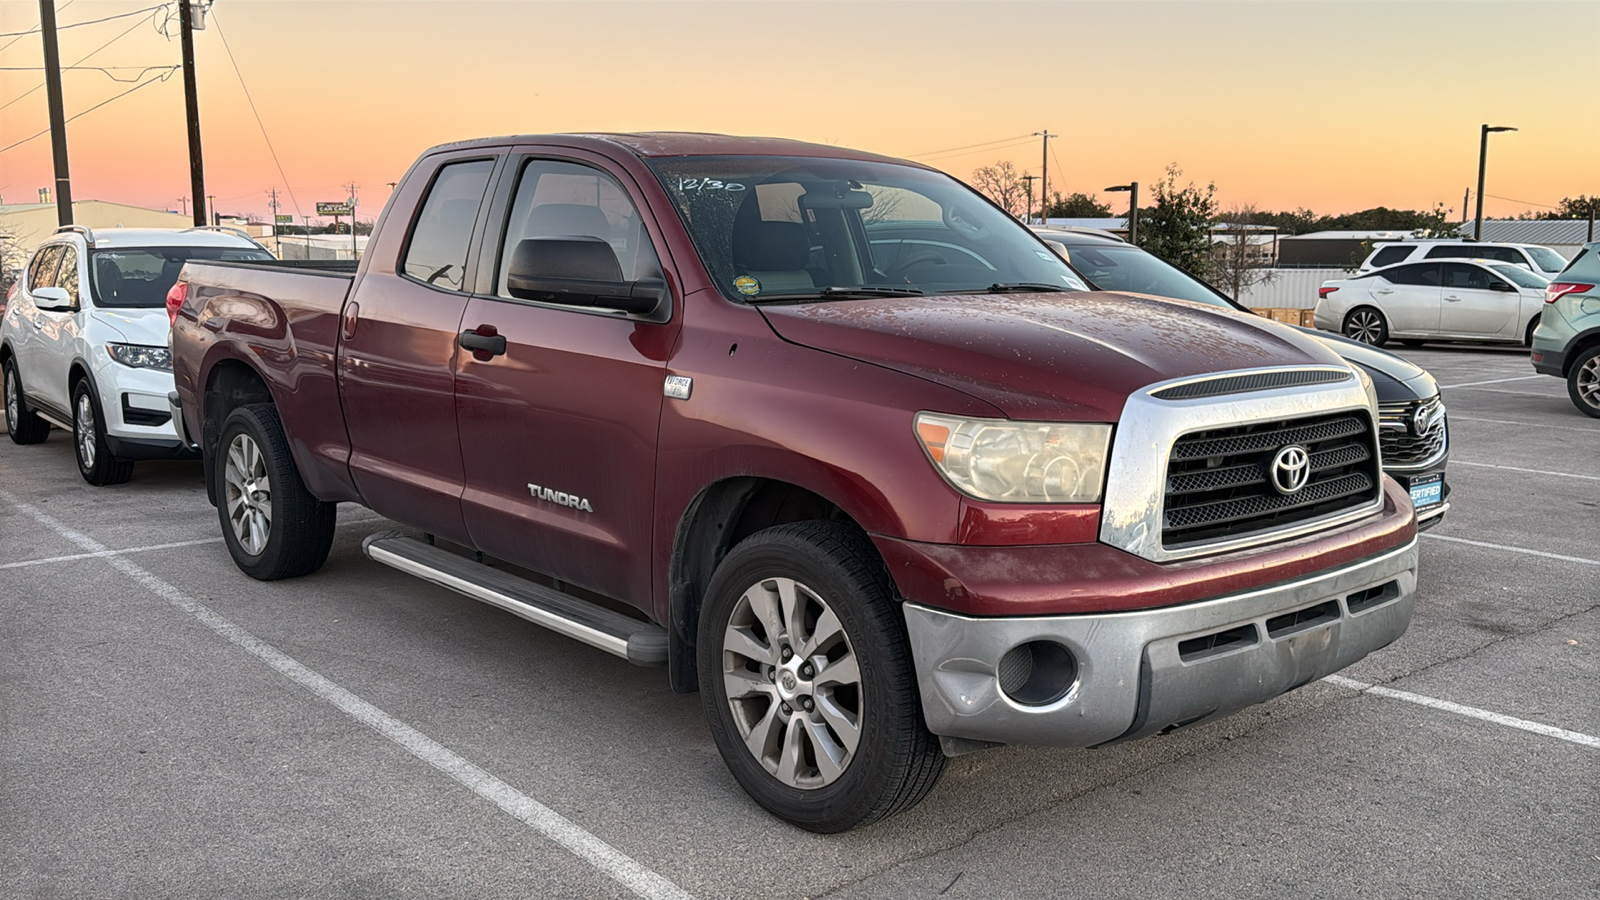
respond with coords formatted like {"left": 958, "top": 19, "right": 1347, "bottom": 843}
{"left": 401, "top": 159, "right": 497, "bottom": 292}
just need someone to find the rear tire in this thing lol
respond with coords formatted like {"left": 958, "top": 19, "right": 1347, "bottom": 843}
{"left": 4, "top": 358, "right": 51, "bottom": 444}
{"left": 72, "top": 380, "right": 134, "bottom": 486}
{"left": 1524, "top": 315, "right": 1540, "bottom": 348}
{"left": 698, "top": 521, "right": 945, "bottom": 832}
{"left": 215, "top": 403, "right": 336, "bottom": 579}
{"left": 1568, "top": 345, "right": 1600, "bottom": 419}
{"left": 1343, "top": 307, "right": 1389, "bottom": 346}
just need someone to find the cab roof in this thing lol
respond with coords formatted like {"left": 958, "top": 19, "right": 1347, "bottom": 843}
{"left": 421, "top": 132, "right": 920, "bottom": 166}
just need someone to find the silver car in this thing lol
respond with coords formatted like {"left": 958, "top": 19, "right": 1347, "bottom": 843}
{"left": 1315, "top": 258, "right": 1549, "bottom": 347}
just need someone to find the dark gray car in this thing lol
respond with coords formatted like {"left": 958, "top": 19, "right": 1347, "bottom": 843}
{"left": 1034, "top": 228, "right": 1450, "bottom": 529}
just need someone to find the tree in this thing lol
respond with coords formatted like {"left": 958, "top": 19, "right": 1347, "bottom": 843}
{"left": 1208, "top": 204, "right": 1278, "bottom": 301}
{"left": 970, "top": 161, "right": 1029, "bottom": 219}
{"left": 1137, "top": 164, "right": 1217, "bottom": 277}
{"left": 0, "top": 222, "right": 27, "bottom": 298}
{"left": 1045, "top": 192, "right": 1113, "bottom": 218}
{"left": 1555, "top": 195, "right": 1599, "bottom": 220}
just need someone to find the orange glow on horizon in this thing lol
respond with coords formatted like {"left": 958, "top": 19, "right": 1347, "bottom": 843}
{"left": 2, "top": 1, "right": 1595, "bottom": 225}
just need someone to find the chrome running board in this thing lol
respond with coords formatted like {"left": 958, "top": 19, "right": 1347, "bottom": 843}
{"left": 361, "top": 532, "right": 667, "bottom": 666}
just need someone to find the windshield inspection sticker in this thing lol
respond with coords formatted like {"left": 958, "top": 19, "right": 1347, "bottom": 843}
{"left": 734, "top": 275, "right": 761, "bottom": 296}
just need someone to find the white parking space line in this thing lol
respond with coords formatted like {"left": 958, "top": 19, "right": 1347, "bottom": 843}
{"left": 1423, "top": 533, "right": 1600, "bottom": 567}
{"left": 1451, "top": 461, "right": 1600, "bottom": 481}
{"left": 0, "top": 537, "right": 223, "bottom": 570}
{"left": 1324, "top": 675, "right": 1600, "bottom": 750}
{"left": 0, "top": 491, "right": 694, "bottom": 900}
{"left": 1456, "top": 388, "right": 1568, "bottom": 398}
{"left": 1439, "top": 374, "right": 1545, "bottom": 389}
{"left": 1450, "top": 415, "right": 1598, "bottom": 434}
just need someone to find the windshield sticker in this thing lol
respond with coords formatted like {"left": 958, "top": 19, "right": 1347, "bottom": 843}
{"left": 674, "top": 177, "right": 747, "bottom": 193}
{"left": 733, "top": 275, "right": 761, "bottom": 297}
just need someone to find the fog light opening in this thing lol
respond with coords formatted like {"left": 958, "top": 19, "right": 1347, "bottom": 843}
{"left": 996, "top": 640, "right": 1078, "bottom": 707}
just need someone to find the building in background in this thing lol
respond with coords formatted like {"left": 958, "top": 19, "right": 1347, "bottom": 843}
{"left": 1458, "top": 220, "right": 1595, "bottom": 260}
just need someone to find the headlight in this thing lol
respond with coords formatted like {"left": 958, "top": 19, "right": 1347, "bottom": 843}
{"left": 106, "top": 343, "right": 172, "bottom": 371}
{"left": 914, "top": 412, "right": 1112, "bottom": 503}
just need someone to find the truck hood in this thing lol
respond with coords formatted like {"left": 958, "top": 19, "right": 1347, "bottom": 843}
{"left": 90, "top": 307, "right": 169, "bottom": 347}
{"left": 759, "top": 292, "right": 1348, "bottom": 420}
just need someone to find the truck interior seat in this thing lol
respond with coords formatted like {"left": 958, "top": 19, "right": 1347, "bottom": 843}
{"left": 732, "top": 220, "right": 816, "bottom": 294}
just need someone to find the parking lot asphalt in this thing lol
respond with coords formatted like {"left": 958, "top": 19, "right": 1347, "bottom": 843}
{"left": 3, "top": 344, "right": 1596, "bottom": 899}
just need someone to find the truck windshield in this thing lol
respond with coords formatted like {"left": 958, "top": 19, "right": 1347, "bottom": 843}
{"left": 90, "top": 246, "right": 272, "bottom": 309}
{"left": 646, "top": 156, "right": 1084, "bottom": 302}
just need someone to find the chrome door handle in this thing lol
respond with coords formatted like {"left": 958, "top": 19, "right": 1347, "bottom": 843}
{"left": 1376, "top": 289, "right": 1395, "bottom": 295}
{"left": 1444, "top": 295, "right": 1462, "bottom": 302}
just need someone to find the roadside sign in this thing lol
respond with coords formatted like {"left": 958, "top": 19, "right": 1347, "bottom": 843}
{"left": 274, "top": 214, "right": 293, "bottom": 224}
{"left": 316, "top": 202, "right": 353, "bottom": 216}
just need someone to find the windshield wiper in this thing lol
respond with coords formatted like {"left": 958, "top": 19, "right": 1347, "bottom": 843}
{"left": 983, "top": 282, "right": 1075, "bottom": 293}
{"left": 753, "top": 286, "right": 924, "bottom": 301}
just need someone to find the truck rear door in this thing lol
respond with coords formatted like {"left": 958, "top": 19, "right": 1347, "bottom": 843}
{"left": 453, "top": 149, "right": 682, "bottom": 607}
{"left": 337, "top": 150, "right": 503, "bottom": 544}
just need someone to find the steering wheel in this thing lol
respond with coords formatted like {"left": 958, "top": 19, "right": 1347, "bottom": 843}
{"left": 886, "top": 250, "right": 949, "bottom": 281}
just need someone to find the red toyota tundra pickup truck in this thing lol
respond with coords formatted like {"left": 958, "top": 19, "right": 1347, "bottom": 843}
{"left": 168, "top": 133, "right": 1418, "bottom": 831}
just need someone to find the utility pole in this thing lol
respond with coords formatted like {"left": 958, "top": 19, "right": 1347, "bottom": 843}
{"left": 1474, "top": 124, "right": 1517, "bottom": 242}
{"left": 267, "top": 188, "right": 279, "bottom": 244}
{"left": 1019, "top": 174, "right": 1038, "bottom": 225}
{"left": 1461, "top": 189, "right": 1470, "bottom": 224}
{"left": 1034, "top": 130, "right": 1056, "bottom": 225}
{"left": 175, "top": 196, "right": 189, "bottom": 216}
{"left": 208, "top": 194, "right": 217, "bottom": 227}
{"left": 344, "top": 181, "right": 360, "bottom": 258}
{"left": 180, "top": 0, "right": 208, "bottom": 227}
{"left": 38, "top": 0, "right": 74, "bottom": 227}
{"left": 1589, "top": 199, "right": 1595, "bottom": 243}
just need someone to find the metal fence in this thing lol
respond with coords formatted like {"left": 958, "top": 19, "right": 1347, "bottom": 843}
{"left": 1235, "top": 268, "right": 1348, "bottom": 310}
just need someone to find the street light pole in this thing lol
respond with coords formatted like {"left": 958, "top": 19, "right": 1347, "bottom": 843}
{"left": 1473, "top": 124, "right": 1517, "bottom": 242}
{"left": 1105, "top": 182, "right": 1139, "bottom": 245}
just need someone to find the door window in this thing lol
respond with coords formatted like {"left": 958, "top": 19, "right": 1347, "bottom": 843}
{"left": 400, "top": 159, "right": 496, "bottom": 292}
{"left": 495, "top": 159, "right": 663, "bottom": 299}
{"left": 28, "top": 245, "right": 65, "bottom": 290}
{"left": 1443, "top": 262, "right": 1493, "bottom": 290}
{"left": 1382, "top": 263, "right": 1442, "bottom": 286}
{"left": 55, "top": 246, "right": 80, "bottom": 306}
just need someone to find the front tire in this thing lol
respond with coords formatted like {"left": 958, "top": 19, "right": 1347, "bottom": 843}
{"left": 698, "top": 521, "right": 945, "bottom": 832}
{"left": 215, "top": 403, "right": 336, "bottom": 579}
{"left": 72, "top": 380, "right": 133, "bottom": 485}
{"left": 1343, "top": 307, "right": 1389, "bottom": 346}
{"left": 4, "top": 358, "right": 51, "bottom": 444}
{"left": 1568, "top": 345, "right": 1600, "bottom": 419}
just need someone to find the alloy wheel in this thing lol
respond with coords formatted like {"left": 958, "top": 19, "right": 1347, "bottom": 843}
{"left": 75, "top": 393, "right": 97, "bottom": 469}
{"left": 1346, "top": 310, "right": 1383, "bottom": 344}
{"left": 1579, "top": 356, "right": 1600, "bottom": 411}
{"left": 721, "top": 576, "right": 862, "bottom": 789}
{"left": 223, "top": 433, "right": 273, "bottom": 556}
{"left": 4, "top": 369, "right": 16, "bottom": 427}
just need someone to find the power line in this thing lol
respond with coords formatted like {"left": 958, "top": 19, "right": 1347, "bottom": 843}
{"left": 0, "top": 0, "right": 75, "bottom": 56}
{"left": 1485, "top": 193, "right": 1557, "bottom": 210}
{"left": 0, "top": 68, "right": 176, "bottom": 155}
{"left": 210, "top": 9, "right": 302, "bottom": 220}
{"left": 0, "top": 64, "right": 179, "bottom": 83}
{"left": 917, "top": 136, "right": 1037, "bottom": 164}
{"left": 911, "top": 133, "right": 1035, "bottom": 159}
{"left": 0, "top": 4, "right": 166, "bottom": 40}
{"left": 0, "top": 12, "right": 153, "bottom": 113}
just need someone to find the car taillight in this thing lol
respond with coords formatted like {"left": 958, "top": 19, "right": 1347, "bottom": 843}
{"left": 1318, "top": 286, "right": 1339, "bottom": 298}
{"left": 1544, "top": 282, "right": 1593, "bottom": 304}
{"left": 166, "top": 280, "right": 189, "bottom": 324}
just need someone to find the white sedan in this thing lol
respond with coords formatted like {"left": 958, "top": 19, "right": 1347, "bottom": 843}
{"left": 1315, "top": 258, "right": 1549, "bottom": 347}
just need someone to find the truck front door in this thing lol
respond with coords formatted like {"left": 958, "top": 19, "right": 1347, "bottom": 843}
{"left": 337, "top": 152, "right": 501, "bottom": 544}
{"left": 453, "top": 152, "right": 681, "bottom": 607}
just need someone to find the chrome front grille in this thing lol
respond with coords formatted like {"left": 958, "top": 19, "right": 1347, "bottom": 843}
{"left": 1163, "top": 411, "right": 1382, "bottom": 548}
{"left": 1377, "top": 396, "right": 1447, "bottom": 470}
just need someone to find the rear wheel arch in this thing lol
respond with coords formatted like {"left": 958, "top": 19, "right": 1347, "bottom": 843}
{"left": 1562, "top": 329, "right": 1600, "bottom": 377}
{"left": 201, "top": 359, "right": 275, "bottom": 504}
{"left": 669, "top": 477, "right": 885, "bottom": 695}
{"left": 1524, "top": 314, "right": 1540, "bottom": 347}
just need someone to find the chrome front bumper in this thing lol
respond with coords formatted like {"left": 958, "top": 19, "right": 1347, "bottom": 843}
{"left": 902, "top": 538, "right": 1418, "bottom": 749}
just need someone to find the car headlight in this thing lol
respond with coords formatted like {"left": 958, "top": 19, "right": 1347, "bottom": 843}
{"left": 914, "top": 412, "right": 1112, "bottom": 503}
{"left": 106, "top": 343, "right": 172, "bottom": 371}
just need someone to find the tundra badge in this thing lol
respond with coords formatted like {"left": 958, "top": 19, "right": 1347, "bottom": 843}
{"left": 527, "top": 483, "right": 594, "bottom": 513}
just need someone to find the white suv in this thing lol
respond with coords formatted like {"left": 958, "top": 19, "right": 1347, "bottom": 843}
{"left": 2, "top": 226, "right": 272, "bottom": 484}
{"left": 1358, "top": 240, "right": 1568, "bottom": 277}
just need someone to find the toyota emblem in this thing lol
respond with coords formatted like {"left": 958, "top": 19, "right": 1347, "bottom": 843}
{"left": 1270, "top": 445, "right": 1310, "bottom": 495}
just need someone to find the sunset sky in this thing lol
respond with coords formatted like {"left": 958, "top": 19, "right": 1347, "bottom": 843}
{"left": 2, "top": 0, "right": 1596, "bottom": 225}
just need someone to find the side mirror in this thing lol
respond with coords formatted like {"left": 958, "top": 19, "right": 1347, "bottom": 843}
{"left": 506, "top": 237, "right": 663, "bottom": 315}
{"left": 1489, "top": 280, "right": 1517, "bottom": 292}
{"left": 31, "top": 286, "right": 74, "bottom": 310}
